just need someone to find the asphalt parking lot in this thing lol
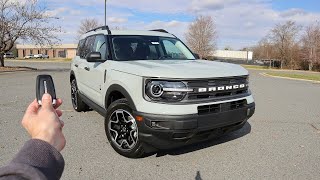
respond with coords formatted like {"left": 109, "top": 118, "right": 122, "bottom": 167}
{"left": 1, "top": 61, "right": 320, "bottom": 179}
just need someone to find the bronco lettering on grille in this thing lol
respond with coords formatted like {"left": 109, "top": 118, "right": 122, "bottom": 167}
{"left": 197, "top": 84, "right": 248, "bottom": 93}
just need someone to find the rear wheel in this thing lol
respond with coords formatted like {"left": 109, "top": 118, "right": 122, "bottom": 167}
{"left": 105, "top": 99, "right": 146, "bottom": 158}
{"left": 71, "top": 78, "right": 89, "bottom": 112}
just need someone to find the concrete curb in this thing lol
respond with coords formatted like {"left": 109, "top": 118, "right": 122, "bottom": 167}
{"left": 260, "top": 72, "right": 320, "bottom": 84}
{"left": 0, "top": 67, "right": 37, "bottom": 75}
{"left": 6, "top": 60, "right": 71, "bottom": 63}
{"left": 245, "top": 67, "right": 320, "bottom": 74}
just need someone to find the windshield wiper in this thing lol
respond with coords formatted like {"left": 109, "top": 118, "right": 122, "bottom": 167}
{"left": 158, "top": 55, "right": 172, "bottom": 60}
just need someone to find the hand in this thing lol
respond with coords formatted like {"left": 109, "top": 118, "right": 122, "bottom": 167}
{"left": 22, "top": 94, "right": 66, "bottom": 152}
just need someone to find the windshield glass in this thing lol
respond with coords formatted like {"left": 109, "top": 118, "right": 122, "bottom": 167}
{"left": 111, "top": 36, "right": 195, "bottom": 61}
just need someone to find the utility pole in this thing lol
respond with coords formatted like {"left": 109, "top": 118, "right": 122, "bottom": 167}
{"left": 105, "top": 0, "right": 107, "bottom": 26}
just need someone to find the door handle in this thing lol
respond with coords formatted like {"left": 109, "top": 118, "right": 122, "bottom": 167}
{"left": 74, "top": 64, "right": 78, "bottom": 67}
{"left": 84, "top": 67, "right": 90, "bottom": 71}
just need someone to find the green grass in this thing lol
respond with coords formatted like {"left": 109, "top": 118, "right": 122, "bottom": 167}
{"left": 241, "top": 65, "right": 269, "bottom": 69}
{"left": 266, "top": 72, "right": 320, "bottom": 82}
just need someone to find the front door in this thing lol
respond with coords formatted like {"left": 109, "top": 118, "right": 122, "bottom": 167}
{"left": 82, "top": 34, "right": 109, "bottom": 106}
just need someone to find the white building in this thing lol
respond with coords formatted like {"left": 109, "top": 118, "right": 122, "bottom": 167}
{"left": 212, "top": 50, "right": 253, "bottom": 61}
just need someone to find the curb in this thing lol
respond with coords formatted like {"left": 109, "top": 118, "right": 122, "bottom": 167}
{"left": 260, "top": 73, "right": 320, "bottom": 84}
{"left": 0, "top": 67, "right": 37, "bottom": 75}
{"left": 6, "top": 60, "right": 71, "bottom": 63}
{"left": 245, "top": 67, "right": 320, "bottom": 74}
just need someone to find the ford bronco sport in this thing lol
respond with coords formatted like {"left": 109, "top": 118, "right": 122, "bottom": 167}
{"left": 70, "top": 26, "right": 255, "bottom": 158}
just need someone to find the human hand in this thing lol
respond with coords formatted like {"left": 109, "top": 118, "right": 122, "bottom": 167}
{"left": 22, "top": 94, "right": 66, "bottom": 152}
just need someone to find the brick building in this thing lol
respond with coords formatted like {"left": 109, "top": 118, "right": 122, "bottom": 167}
{"left": 16, "top": 44, "right": 77, "bottom": 59}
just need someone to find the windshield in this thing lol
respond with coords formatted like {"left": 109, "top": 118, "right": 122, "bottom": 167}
{"left": 111, "top": 36, "right": 195, "bottom": 61}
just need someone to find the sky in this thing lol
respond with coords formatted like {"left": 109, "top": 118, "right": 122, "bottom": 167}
{"left": 42, "top": 0, "right": 320, "bottom": 50}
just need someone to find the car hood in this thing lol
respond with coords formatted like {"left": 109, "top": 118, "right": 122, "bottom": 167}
{"left": 111, "top": 60, "right": 248, "bottom": 79}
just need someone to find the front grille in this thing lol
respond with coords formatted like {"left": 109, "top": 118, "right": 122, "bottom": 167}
{"left": 185, "top": 76, "right": 248, "bottom": 102}
{"left": 198, "top": 99, "right": 247, "bottom": 115}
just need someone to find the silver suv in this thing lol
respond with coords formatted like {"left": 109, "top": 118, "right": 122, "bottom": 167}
{"left": 70, "top": 26, "right": 255, "bottom": 158}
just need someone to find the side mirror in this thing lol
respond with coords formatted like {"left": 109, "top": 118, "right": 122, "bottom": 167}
{"left": 86, "top": 52, "right": 102, "bottom": 62}
{"left": 194, "top": 53, "right": 200, "bottom": 59}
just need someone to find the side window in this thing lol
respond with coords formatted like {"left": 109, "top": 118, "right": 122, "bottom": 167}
{"left": 162, "top": 40, "right": 187, "bottom": 59}
{"left": 81, "top": 36, "right": 95, "bottom": 59}
{"left": 76, "top": 39, "right": 85, "bottom": 56}
{"left": 93, "top": 35, "right": 108, "bottom": 60}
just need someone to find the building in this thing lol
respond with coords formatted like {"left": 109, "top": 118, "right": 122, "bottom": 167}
{"left": 212, "top": 50, "right": 253, "bottom": 61}
{"left": 16, "top": 44, "right": 78, "bottom": 59}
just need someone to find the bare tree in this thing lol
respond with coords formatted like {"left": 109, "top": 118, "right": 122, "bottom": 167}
{"left": 253, "top": 37, "right": 278, "bottom": 67}
{"left": 77, "top": 18, "right": 101, "bottom": 39}
{"left": 269, "top": 21, "right": 301, "bottom": 69}
{"left": 0, "top": 0, "right": 60, "bottom": 67}
{"left": 301, "top": 22, "right": 320, "bottom": 71}
{"left": 186, "top": 15, "right": 217, "bottom": 59}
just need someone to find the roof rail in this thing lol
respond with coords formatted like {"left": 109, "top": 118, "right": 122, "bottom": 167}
{"left": 86, "top": 26, "right": 111, "bottom": 35}
{"left": 150, "top": 29, "right": 169, "bottom": 33}
{"left": 150, "top": 29, "right": 177, "bottom": 38}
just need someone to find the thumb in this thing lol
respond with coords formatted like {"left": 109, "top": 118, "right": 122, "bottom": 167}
{"left": 42, "top": 93, "right": 53, "bottom": 109}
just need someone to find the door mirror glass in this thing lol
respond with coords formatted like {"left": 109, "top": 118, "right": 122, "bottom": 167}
{"left": 86, "top": 52, "right": 102, "bottom": 62}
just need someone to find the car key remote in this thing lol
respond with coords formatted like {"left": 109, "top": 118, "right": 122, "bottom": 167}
{"left": 36, "top": 75, "right": 57, "bottom": 106}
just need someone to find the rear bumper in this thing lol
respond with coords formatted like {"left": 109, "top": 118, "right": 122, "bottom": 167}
{"left": 134, "top": 102, "right": 255, "bottom": 150}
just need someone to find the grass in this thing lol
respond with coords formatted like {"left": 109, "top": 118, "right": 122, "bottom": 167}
{"left": 266, "top": 72, "right": 320, "bottom": 82}
{"left": 241, "top": 65, "right": 270, "bottom": 70}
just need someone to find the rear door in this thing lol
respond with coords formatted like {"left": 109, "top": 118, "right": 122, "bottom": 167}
{"left": 77, "top": 35, "right": 96, "bottom": 96}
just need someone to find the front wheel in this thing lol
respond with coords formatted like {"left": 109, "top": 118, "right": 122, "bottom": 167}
{"left": 105, "top": 99, "right": 146, "bottom": 158}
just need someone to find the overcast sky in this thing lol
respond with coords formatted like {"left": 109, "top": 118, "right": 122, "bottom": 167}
{"left": 43, "top": 0, "right": 320, "bottom": 50}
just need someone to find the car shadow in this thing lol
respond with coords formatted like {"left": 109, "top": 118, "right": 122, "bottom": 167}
{"left": 153, "top": 122, "right": 251, "bottom": 157}
{"left": 36, "top": 69, "right": 70, "bottom": 72}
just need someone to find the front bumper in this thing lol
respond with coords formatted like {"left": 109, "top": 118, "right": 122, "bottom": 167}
{"left": 134, "top": 102, "right": 255, "bottom": 150}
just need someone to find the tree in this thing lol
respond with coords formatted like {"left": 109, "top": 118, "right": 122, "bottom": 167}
{"left": 186, "top": 15, "right": 217, "bottom": 59}
{"left": 0, "top": 0, "right": 60, "bottom": 67}
{"left": 77, "top": 18, "right": 101, "bottom": 39}
{"left": 252, "top": 37, "right": 278, "bottom": 67}
{"left": 269, "top": 21, "right": 301, "bottom": 69}
{"left": 301, "top": 22, "right": 320, "bottom": 71}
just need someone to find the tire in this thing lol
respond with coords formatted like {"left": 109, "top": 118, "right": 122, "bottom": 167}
{"left": 70, "top": 78, "right": 89, "bottom": 112}
{"left": 105, "top": 99, "right": 146, "bottom": 158}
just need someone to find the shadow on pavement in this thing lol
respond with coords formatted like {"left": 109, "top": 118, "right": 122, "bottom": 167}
{"left": 154, "top": 122, "right": 251, "bottom": 157}
{"left": 195, "top": 171, "right": 203, "bottom": 180}
{"left": 37, "top": 69, "right": 70, "bottom": 72}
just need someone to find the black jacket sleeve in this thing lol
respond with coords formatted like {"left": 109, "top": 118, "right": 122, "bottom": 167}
{"left": 0, "top": 139, "right": 65, "bottom": 180}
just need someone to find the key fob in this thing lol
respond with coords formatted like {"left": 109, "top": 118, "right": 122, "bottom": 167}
{"left": 36, "top": 75, "right": 57, "bottom": 106}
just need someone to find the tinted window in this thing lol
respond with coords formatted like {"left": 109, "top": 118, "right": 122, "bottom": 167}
{"left": 76, "top": 39, "right": 85, "bottom": 56}
{"left": 111, "top": 36, "right": 195, "bottom": 61}
{"left": 81, "top": 36, "right": 95, "bottom": 59}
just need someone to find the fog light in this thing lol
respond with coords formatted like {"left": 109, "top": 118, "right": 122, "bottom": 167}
{"left": 247, "top": 108, "right": 251, "bottom": 116}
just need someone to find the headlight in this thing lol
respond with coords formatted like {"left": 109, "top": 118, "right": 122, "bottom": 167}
{"left": 145, "top": 80, "right": 192, "bottom": 102}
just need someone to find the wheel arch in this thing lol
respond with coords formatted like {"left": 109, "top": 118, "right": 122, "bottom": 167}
{"left": 105, "top": 84, "right": 137, "bottom": 111}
